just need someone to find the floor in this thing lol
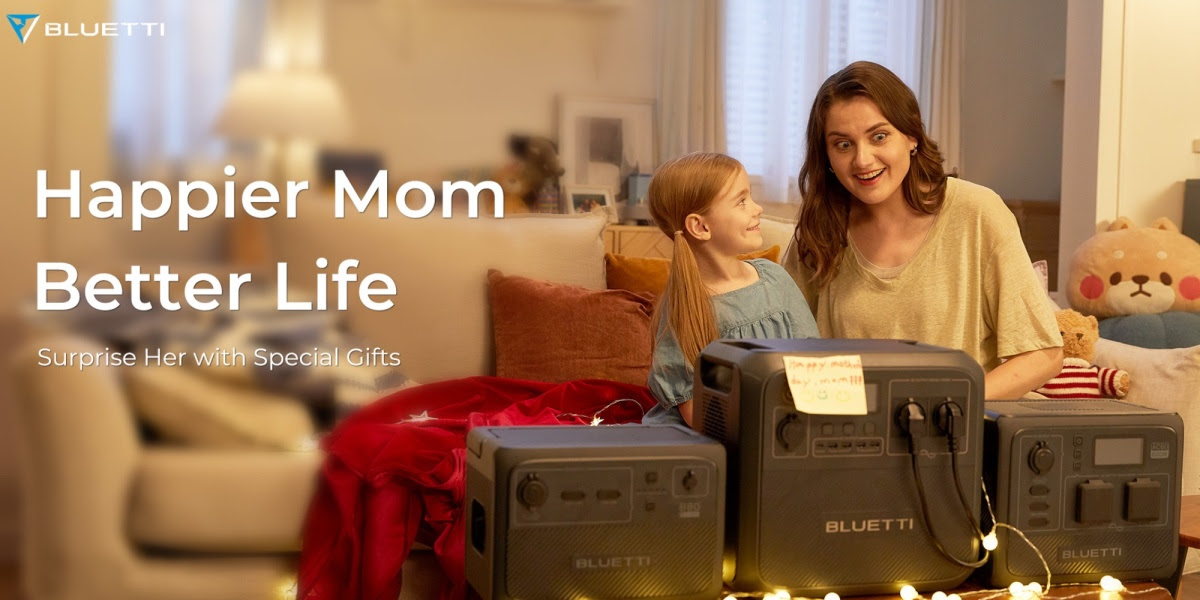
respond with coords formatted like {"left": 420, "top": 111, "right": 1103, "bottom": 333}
{"left": 0, "top": 562, "right": 1194, "bottom": 599}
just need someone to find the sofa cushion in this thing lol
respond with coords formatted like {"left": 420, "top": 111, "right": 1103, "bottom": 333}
{"left": 1098, "top": 311, "right": 1200, "bottom": 349}
{"left": 488, "top": 269, "right": 654, "bottom": 386}
{"left": 129, "top": 448, "right": 321, "bottom": 553}
{"left": 126, "top": 365, "right": 314, "bottom": 450}
{"left": 759, "top": 214, "right": 797, "bottom": 254}
{"left": 605, "top": 245, "right": 781, "bottom": 296}
{"left": 269, "top": 211, "right": 609, "bottom": 382}
{"left": 1094, "top": 339, "right": 1200, "bottom": 496}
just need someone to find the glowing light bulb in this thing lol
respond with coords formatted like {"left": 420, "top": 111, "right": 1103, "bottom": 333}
{"left": 982, "top": 531, "right": 999, "bottom": 551}
{"left": 1009, "top": 582, "right": 1025, "bottom": 596}
{"left": 932, "top": 591, "right": 947, "bottom": 600}
{"left": 948, "top": 594, "right": 962, "bottom": 600}
{"left": 764, "top": 594, "right": 778, "bottom": 600}
{"left": 900, "top": 584, "right": 919, "bottom": 600}
{"left": 825, "top": 593, "right": 841, "bottom": 600}
{"left": 723, "top": 596, "right": 736, "bottom": 600}
{"left": 1100, "top": 576, "right": 1124, "bottom": 592}
{"left": 1027, "top": 582, "right": 1043, "bottom": 595}
{"left": 775, "top": 591, "right": 791, "bottom": 600}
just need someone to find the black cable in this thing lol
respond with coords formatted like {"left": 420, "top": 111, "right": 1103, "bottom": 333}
{"left": 938, "top": 401, "right": 987, "bottom": 540}
{"left": 900, "top": 401, "right": 988, "bottom": 569}
{"left": 907, "top": 447, "right": 989, "bottom": 569}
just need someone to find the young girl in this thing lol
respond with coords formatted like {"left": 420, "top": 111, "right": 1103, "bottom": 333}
{"left": 643, "top": 153, "right": 819, "bottom": 427}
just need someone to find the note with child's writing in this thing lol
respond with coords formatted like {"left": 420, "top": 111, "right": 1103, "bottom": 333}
{"left": 782, "top": 354, "right": 868, "bottom": 415}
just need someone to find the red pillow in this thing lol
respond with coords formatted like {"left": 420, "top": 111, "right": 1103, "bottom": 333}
{"left": 488, "top": 270, "right": 654, "bottom": 386}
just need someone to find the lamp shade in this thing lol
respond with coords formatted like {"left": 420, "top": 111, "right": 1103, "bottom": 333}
{"left": 214, "top": 69, "right": 351, "bottom": 143}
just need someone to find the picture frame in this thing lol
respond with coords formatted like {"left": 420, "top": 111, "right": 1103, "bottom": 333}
{"left": 564, "top": 185, "right": 615, "bottom": 219}
{"left": 557, "top": 96, "right": 656, "bottom": 211}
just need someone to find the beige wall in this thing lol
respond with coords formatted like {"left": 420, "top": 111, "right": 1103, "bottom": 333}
{"left": 1059, "top": 0, "right": 1200, "bottom": 293}
{"left": 325, "top": 1, "right": 657, "bottom": 176}
{"left": 961, "top": 0, "right": 1067, "bottom": 201}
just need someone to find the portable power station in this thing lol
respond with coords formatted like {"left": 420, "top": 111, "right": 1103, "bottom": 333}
{"left": 464, "top": 424, "right": 726, "bottom": 600}
{"left": 694, "top": 338, "right": 986, "bottom": 596}
{"left": 982, "top": 399, "right": 1183, "bottom": 586}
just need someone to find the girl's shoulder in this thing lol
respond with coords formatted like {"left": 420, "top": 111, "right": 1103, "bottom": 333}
{"left": 746, "top": 258, "right": 791, "bottom": 283}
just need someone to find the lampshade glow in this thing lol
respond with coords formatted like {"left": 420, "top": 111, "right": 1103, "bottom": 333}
{"left": 214, "top": 69, "right": 351, "bottom": 143}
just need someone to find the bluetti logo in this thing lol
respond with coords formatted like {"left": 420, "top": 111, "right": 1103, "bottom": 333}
{"left": 6, "top": 14, "right": 39, "bottom": 44}
{"left": 5, "top": 13, "right": 165, "bottom": 43}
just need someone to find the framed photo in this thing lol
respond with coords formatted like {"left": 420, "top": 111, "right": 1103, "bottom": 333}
{"left": 557, "top": 96, "right": 656, "bottom": 210}
{"left": 564, "top": 185, "right": 614, "bottom": 218}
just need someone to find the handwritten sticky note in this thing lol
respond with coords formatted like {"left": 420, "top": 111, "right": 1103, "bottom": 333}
{"left": 782, "top": 354, "right": 868, "bottom": 415}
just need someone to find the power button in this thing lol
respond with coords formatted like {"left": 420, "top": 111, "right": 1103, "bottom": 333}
{"left": 1028, "top": 441, "right": 1055, "bottom": 475}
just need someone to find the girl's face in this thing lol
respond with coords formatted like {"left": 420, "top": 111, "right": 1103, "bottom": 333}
{"left": 699, "top": 168, "right": 763, "bottom": 256}
{"left": 823, "top": 96, "right": 918, "bottom": 208}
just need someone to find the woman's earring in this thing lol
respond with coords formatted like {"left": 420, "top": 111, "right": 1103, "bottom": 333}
{"left": 827, "top": 166, "right": 834, "bottom": 174}
{"left": 910, "top": 146, "right": 918, "bottom": 156}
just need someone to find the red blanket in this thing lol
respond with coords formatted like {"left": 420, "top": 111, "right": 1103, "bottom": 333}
{"left": 297, "top": 376, "right": 656, "bottom": 600}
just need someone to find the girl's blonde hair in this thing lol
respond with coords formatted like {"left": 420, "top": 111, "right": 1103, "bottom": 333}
{"left": 647, "top": 152, "right": 745, "bottom": 367}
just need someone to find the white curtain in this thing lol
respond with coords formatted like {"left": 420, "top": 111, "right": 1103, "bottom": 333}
{"left": 109, "top": 0, "right": 265, "bottom": 181}
{"left": 656, "top": 0, "right": 727, "bottom": 163}
{"left": 918, "top": 0, "right": 964, "bottom": 175}
{"left": 723, "top": 0, "right": 928, "bottom": 204}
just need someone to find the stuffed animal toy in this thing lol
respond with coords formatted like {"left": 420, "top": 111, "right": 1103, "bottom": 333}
{"left": 1067, "top": 217, "right": 1200, "bottom": 348}
{"left": 1035, "top": 309, "right": 1130, "bottom": 399}
{"left": 492, "top": 134, "right": 564, "bottom": 214}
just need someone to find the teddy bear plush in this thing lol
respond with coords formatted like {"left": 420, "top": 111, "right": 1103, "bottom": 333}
{"left": 1036, "top": 309, "right": 1130, "bottom": 399}
{"left": 492, "top": 134, "right": 564, "bottom": 214}
{"left": 1067, "top": 217, "right": 1200, "bottom": 348}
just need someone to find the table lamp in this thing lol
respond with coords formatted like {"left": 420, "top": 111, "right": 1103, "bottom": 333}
{"left": 213, "top": 68, "right": 351, "bottom": 266}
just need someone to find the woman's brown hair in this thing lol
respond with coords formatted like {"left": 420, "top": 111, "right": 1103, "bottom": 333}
{"left": 794, "top": 61, "right": 949, "bottom": 288}
{"left": 647, "top": 152, "right": 744, "bottom": 367}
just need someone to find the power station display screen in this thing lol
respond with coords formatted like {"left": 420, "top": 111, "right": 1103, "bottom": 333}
{"left": 1093, "top": 437, "right": 1144, "bottom": 466}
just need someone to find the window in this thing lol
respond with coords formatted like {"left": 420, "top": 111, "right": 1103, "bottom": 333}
{"left": 108, "top": 0, "right": 265, "bottom": 180}
{"left": 724, "top": 0, "right": 924, "bottom": 203}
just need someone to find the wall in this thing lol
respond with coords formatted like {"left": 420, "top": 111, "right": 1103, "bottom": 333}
{"left": 1058, "top": 0, "right": 1200, "bottom": 294}
{"left": 325, "top": 0, "right": 657, "bottom": 176}
{"left": 961, "top": 0, "right": 1067, "bottom": 201}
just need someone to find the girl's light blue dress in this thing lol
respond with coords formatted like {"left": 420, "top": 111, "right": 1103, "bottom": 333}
{"left": 644, "top": 258, "right": 819, "bottom": 425}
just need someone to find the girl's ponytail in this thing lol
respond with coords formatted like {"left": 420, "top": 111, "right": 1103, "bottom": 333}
{"left": 662, "top": 231, "right": 719, "bottom": 367}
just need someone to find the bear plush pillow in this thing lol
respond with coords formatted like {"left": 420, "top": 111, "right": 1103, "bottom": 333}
{"left": 1067, "top": 217, "right": 1200, "bottom": 348}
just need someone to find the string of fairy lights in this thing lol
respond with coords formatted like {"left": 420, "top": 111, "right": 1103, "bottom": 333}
{"left": 717, "top": 478, "right": 1143, "bottom": 600}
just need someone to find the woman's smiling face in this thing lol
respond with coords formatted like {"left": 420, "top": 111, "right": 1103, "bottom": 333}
{"left": 824, "top": 95, "right": 918, "bottom": 208}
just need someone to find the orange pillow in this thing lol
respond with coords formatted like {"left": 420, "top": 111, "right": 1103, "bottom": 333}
{"left": 488, "top": 270, "right": 654, "bottom": 386}
{"left": 605, "top": 245, "right": 781, "bottom": 296}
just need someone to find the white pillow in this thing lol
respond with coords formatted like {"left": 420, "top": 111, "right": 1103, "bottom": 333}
{"left": 126, "top": 366, "right": 314, "bottom": 450}
{"left": 759, "top": 214, "right": 796, "bottom": 256}
{"left": 1093, "top": 339, "right": 1200, "bottom": 498}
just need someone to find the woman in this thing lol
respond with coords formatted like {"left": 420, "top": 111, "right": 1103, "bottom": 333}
{"left": 783, "top": 61, "right": 1062, "bottom": 399}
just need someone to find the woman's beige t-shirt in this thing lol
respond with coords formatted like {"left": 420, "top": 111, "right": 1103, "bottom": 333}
{"left": 783, "top": 177, "right": 1062, "bottom": 371}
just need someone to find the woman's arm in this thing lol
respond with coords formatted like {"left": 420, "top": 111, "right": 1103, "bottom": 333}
{"left": 984, "top": 346, "right": 1063, "bottom": 399}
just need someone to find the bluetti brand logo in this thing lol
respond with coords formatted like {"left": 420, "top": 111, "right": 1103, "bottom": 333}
{"left": 6, "top": 14, "right": 39, "bottom": 44}
{"left": 6, "top": 13, "right": 165, "bottom": 43}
